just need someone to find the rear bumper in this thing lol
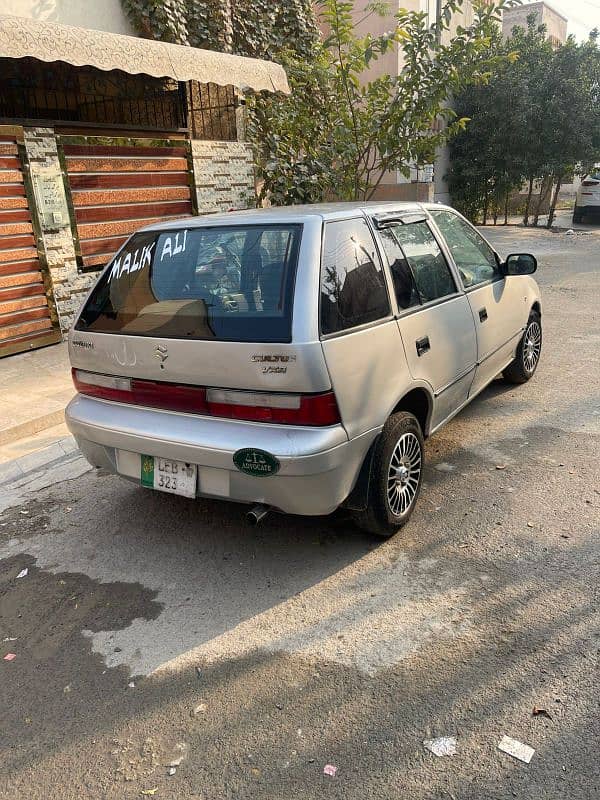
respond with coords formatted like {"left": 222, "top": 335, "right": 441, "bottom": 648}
{"left": 576, "top": 199, "right": 600, "bottom": 210}
{"left": 65, "top": 395, "right": 379, "bottom": 515}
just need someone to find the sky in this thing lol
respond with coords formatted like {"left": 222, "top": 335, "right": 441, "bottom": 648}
{"left": 542, "top": 0, "right": 600, "bottom": 40}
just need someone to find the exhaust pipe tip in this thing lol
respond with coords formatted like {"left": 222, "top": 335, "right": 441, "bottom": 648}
{"left": 246, "top": 504, "right": 270, "bottom": 525}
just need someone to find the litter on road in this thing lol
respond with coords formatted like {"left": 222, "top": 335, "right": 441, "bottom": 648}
{"left": 16, "top": 568, "right": 28, "bottom": 579}
{"left": 533, "top": 707, "right": 553, "bottom": 720}
{"left": 423, "top": 736, "right": 457, "bottom": 757}
{"left": 192, "top": 702, "right": 207, "bottom": 715}
{"left": 498, "top": 735, "right": 535, "bottom": 764}
{"left": 435, "top": 462, "right": 456, "bottom": 472}
{"left": 3, "top": 653, "right": 17, "bottom": 661}
{"left": 3, "top": 637, "right": 17, "bottom": 642}
{"left": 323, "top": 764, "right": 337, "bottom": 777}
{"left": 167, "top": 767, "right": 176, "bottom": 776}
{"left": 127, "top": 681, "right": 135, "bottom": 688}
{"left": 166, "top": 742, "right": 189, "bottom": 767}
{"left": 140, "top": 789, "right": 158, "bottom": 796}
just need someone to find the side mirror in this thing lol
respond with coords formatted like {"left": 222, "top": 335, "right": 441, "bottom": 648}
{"left": 503, "top": 253, "right": 537, "bottom": 276}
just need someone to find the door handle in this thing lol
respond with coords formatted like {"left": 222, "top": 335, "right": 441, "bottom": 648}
{"left": 479, "top": 307, "right": 488, "bottom": 322}
{"left": 416, "top": 336, "right": 430, "bottom": 357}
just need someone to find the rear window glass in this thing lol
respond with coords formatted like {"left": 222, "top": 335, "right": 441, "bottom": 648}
{"left": 75, "top": 224, "right": 302, "bottom": 342}
{"left": 320, "top": 218, "right": 390, "bottom": 335}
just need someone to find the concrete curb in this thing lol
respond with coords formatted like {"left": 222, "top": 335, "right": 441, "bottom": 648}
{"left": 0, "top": 436, "right": 79, "bottom": 487}
{"left": 0, "top": 410, "right": 66, "bottom": 446}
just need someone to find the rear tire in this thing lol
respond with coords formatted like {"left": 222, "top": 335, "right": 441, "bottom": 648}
{"left": 573, "top": 206, "right": 583, "bottom": 223}
{"left": 352, "top": 411, "right": 424, "bottom": 538}
{"left": 503, "top": 310, "right": 542, "bottom": 384}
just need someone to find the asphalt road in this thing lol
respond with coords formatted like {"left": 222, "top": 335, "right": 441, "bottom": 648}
{"left": 1, "top": 226, "right": 599, "bottom": 800}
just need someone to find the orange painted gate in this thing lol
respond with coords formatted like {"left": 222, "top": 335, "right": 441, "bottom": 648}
{"left": 59, "top": 135, "right": 196, "bottom": 272}
{"left": 0, "top": 127, "right": 61, "bottom": 357}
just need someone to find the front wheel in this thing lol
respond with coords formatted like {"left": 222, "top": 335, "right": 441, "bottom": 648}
{"left": 352, "top": 411, "right": 424, "bottom": 538}
{"left": 503, "top": 311, "right": 542, "bottom": 384}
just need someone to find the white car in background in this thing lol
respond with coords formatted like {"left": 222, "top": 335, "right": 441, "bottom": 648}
{"left": 573, "top": 169, "right": 600, "bottom": 223}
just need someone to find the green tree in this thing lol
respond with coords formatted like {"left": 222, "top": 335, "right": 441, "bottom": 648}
{"left": 449, "top": 18, "right": 600, "bottom": 226}
{"left": 246, "top": 0, "right": 514, "bottom": 205}
{"left": 542, "top": 31, "right": 600, "bottom": 226}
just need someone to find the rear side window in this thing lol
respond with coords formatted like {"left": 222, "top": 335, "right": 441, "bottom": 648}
{"left": 75, "top": 224, "right": 302, "bottom": 342}
{"left": 320, "top": 218, "right": 390, "bottom": 335}
{"left": 385, "top": 221, "right": 456, "bottom": 304}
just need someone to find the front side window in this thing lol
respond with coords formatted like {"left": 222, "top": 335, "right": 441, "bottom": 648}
{"left": 383, "top": 221, "right": 457, "bottom": 305}
{"left": 75, "top": 224, "right": 302, "bottom": 342}
{"left": 430, "top": 210, "right": 500, "bottom": 288}
{"left": 320, "top": 218, "right": 390, "bottom": 335}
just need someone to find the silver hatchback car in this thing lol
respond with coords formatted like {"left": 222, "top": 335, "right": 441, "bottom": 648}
{"left": 66, "top": 203, "right": 542, "bottom": 536}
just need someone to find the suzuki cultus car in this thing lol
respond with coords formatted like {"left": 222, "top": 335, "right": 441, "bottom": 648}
{"left": 66, "top": 203, "right": 541, "bottom": 536}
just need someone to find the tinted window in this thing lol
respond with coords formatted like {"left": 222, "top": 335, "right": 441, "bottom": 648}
{"left": 75, "top": 225, "right": 302, "bottom": 342}
{"left": 378, "top": 227, "right": 421, "bottom": 310}
{"left": 430, "top": 210, "right": 500, "bottom": 288}
{"left": 389, "top": 222, "right": 456, "bottom": 303}
{"left": 320, "top": 218, "right": 390, "bottom": 335}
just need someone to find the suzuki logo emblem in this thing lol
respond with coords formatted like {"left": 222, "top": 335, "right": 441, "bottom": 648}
{"left": 154, "top": 345, "right": 168, "bottom": 367}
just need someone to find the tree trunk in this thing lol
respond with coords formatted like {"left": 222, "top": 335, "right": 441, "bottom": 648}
{"left": 547, "top": 174, "right": 563, "bottom": 228}
{"left": 482, "top": 193, "right": 489, "bottom": 225}
{"left": 523, "top": 176, "right": 534, "bottom": 225}
{"left": 504, "top": 191, "right": 509, "bottom": 225}
{"left": 533, "top": 175, "right": 550, "bottom": 226}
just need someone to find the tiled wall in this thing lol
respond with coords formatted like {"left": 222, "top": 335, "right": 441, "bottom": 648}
{"left": 191, "top": 140, "right": 255, "bottom": 213}
{"left": 21, "top": 130, "right": 256, "bottom": 335}
{"left": 23, "top": 128, "right": 89, "bottom": 334}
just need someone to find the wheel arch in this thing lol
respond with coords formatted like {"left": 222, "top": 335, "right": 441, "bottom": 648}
{"left": 531, "top": 300, "right": 542, "bottom": 317}
{"left": 342, "top": 385, "right": 433, "bottom": 512}
{"left": 390, "top": 386, "right": 433, "bottom": 438}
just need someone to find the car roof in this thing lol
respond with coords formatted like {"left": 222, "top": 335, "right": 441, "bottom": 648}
{"left": 137, "top": 201, "right": 448, "bottom": 233}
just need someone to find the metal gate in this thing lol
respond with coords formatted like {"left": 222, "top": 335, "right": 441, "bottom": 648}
{"left": 59, "top": 135, "right": 196, "bottom": 272}
{"left": 0, "top": 126, "right": 61, "bottom": 358}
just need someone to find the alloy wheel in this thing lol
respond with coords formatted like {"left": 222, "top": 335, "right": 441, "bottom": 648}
{"left": 387, "top": 432, "right": 422, "bottom": 516}
{"left": 523, "top": 320, "right": 542, "bottom": 373}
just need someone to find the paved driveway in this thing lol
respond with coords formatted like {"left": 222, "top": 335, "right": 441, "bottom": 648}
{"left": 1, "top": 227, "right": 598, "bottom": 799}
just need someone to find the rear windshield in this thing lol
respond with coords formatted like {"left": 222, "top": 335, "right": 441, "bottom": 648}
{"left": 75, "top": 224, "right": 302, "bottom": 342}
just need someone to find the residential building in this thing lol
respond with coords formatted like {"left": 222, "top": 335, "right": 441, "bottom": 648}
{"left": 502, "top": 1, "right": 568, "bottom": 47}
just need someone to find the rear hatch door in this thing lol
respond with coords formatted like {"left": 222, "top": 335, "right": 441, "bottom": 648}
{"left": 70, "top": 222, "right": 331, "bottom": 395}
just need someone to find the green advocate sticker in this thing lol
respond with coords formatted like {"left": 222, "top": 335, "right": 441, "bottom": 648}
{"left": 233, "top": 448, "right": 280, "bottom": 477}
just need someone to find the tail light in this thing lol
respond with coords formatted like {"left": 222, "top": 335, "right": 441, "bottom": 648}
{"left": 72, "top": 369, "right": 341, "bottom": 426}
{"left": 582, "top": 179, "right": 599, "bottom": 186}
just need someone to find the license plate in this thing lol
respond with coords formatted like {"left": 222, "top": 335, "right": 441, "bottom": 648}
{"left": 141, "top": 455, "right": 197, "bottom": 498}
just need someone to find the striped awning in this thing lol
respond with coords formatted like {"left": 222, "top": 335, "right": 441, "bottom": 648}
{"left": 0, "top": 14, "right": 290, "bottom": 94}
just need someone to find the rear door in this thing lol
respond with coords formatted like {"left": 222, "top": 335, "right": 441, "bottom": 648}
{"left": 376, "top": 218, "right": 477, "bottom": 430}
{"left": 429, "top": 209, "right": 528, "bottom": 397}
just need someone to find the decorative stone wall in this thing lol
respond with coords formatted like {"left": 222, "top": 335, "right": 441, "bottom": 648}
{"left": 191, "top": 141, "right": 255, "bottom": 212}
{"left": 23, "top": 128, "right": 95, "bottom": 334}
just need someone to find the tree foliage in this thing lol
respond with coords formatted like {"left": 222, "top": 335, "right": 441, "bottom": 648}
{"left": 448, "top": 19, "right": 600, "bottom": 226}
{"left": 122, "top": 0, "right": 319, "bottom": 59}
{"left": 246, "top": 0, "right": 515, "bottom": 205}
